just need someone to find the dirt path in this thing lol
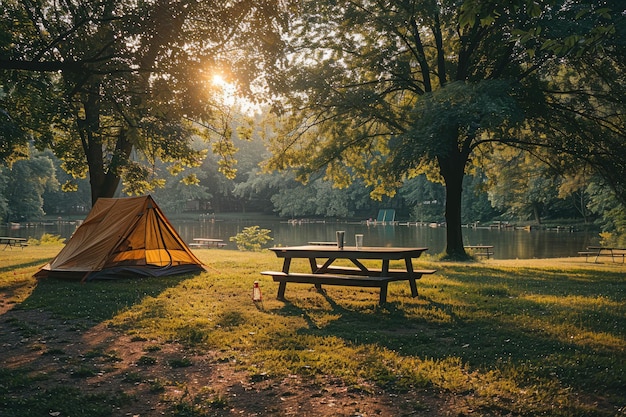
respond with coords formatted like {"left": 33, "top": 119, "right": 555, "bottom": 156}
{"left": 1, "top": 307, "right": 451, "bottom": 416}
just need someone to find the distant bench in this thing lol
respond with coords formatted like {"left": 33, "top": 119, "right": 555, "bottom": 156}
{"left": 189, "top": 238, "right": 227, "bottom": 248}
{"left": 261, "top": 269, "right": 436, "bottom": 305}
{"left": 578, "top": 246, "right": 625, "bottom": 263}
{"left": 464, "top": 245, "right": 494, "bottom": 259}
{"left": 0, "top": 237, "right": 28, "bottom": 250}
{"left": 189, "top": 242, "right": 227, "bottom": 248}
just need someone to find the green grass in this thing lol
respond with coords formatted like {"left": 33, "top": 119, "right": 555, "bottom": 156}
{"left": 1, "top": 246, "right": 625, "bottom": 416}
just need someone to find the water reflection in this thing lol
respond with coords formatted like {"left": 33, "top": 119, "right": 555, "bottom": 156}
{"left": 1, "top": 218, "right": 598, "bottom": 260}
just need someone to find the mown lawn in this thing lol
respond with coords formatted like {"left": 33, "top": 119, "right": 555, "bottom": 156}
{"left": 1, "top": 246, "right": 624, "bottom": 416}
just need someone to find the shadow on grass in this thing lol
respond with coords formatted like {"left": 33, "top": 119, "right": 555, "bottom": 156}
{"left": 0, "top": 258, "right": 51, "bottom": 273}
{"left": 17, "top": 273, "right": 199, "bottom": 322}
{"left": 271, "top": 263, "right": 626, "bottom": 403}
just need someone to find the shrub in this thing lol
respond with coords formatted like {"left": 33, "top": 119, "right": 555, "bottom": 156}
{"left": 27, "top": 233, "right": 65, "bottom": 246}
{"left": 229, "top": 226, "right": 273, "bottom": 251}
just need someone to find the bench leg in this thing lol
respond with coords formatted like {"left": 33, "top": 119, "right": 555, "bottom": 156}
{"left": 314, "top": 283, "right": 323, "bottom": 292}
{"left": 277, "top": 282, "right": 287, "bottom": 300}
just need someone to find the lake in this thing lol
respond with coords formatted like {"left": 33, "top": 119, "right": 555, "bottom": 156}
{"left": 1, "top": 217, "right": 599, "bottom": 259}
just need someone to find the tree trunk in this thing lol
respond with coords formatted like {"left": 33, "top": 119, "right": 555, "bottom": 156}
{"left": 438, "top": 151, "right": 470, "bottom": 259}
{"left": 79, "top": 86, "right": 132, "bottom": 206}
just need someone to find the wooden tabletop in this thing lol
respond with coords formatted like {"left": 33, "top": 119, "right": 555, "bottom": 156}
{"left": 269, "top": 245, "right": 428, "bottom": 260}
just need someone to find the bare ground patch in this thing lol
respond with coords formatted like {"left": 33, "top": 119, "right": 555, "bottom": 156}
{"left": 1, "top": 307, "right": 451, "bottom": 416}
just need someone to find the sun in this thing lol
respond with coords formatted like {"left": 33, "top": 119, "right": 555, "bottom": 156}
{"left": 211, "top": 73, "right": 228, "bottom": 87}
{"left": 207, "top": 70, "right": 260, "bottom": 115}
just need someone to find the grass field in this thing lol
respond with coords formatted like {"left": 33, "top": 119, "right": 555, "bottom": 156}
{"left": 1, "top": 246, "right": 624, "bottom": 416}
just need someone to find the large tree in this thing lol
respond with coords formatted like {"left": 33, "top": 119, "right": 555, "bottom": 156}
{"left": 265, "top": 0, "right": 624, "bottom": 258}
{"left": 0, "top": 0, "right": 289, "bottom": 204}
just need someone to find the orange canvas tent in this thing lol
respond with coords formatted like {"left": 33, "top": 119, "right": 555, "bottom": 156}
{"left": 35, "top": 195, "right": 205, "bottom": 280}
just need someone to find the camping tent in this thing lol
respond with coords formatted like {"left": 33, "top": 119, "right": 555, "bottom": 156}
{"left": 35, "top": 195, "right": 205, "bottom": 280}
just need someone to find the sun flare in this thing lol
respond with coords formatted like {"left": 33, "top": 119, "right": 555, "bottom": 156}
{"left": 211, "top": 73, "right": 228, "bottom": 87}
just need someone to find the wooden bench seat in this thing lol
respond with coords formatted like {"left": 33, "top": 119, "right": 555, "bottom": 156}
{"left": 261, "top": 269, "right": 435, "bottom": 305}
{"left": 314, "top": 264, "right": 436, "bottom": 278}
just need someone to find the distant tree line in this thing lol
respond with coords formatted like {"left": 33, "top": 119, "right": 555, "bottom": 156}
{"left": 1, "top": 136, "right": 622, "bottom": 240}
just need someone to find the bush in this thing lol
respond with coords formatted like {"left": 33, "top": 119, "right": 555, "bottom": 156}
{"left": 27, "top": 233, "right": 65, "bottom": 246}
{"left": 229, "top": 226, "right": 273, "bottom": 251}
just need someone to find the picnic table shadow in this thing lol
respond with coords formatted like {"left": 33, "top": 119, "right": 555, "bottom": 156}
{"left": 270, "top": 274, "right": 624, "bottom": 398}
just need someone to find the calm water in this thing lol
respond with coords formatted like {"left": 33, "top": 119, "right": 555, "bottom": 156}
{"left": 1, "top": 217, "right": 598, "bottom": 259}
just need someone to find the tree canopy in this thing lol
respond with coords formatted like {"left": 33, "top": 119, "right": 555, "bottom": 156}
{"left": 264, "top": 0, "right": 625, "bottom": 258}
{"left": 0, "top": 0, "right": 290, "bottom": 204}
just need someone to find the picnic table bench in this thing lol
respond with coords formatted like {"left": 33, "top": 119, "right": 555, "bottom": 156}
{"left": 464, "top": 245, "right": 494, "bottom": 259}
{"left": 578, "top": 246, "right": 625, "bottom": 263}
{"left": 189, "top": 238, "right": 227, "bottom": 248}
{"left": 262, "top": 245, "right": 435, "bottom": 305}
{"left": 1, "top": 236, "right": 28, "bottom": 250}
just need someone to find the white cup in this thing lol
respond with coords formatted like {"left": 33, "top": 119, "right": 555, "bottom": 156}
{"left": 355, "top": 234, "right": 364, "bottom": 249}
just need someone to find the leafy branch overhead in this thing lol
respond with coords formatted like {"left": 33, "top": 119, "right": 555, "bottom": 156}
{"left": 265, "top": 0, "right": 625, "bottom": 257}
{"left": 0, "top": 0, "right": 291, "bottom": 204}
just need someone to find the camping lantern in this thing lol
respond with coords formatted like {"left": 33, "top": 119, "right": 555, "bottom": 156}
{"left": 252, "top": 281, "right": 262, "bottom": 302}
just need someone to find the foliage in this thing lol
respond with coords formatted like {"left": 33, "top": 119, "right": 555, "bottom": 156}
{"left": 229, "top": 225, "right": 273, "bottom": 251}
{"left": 2, "top": 247, "right": 625, "bottom": 416}
{"left": 401, "top": 175, "right": 446, "bottom": 223}
{"left": 264, "top": 0, "right": 625, "bottom": 257}
{"left": 0, "top": 151, "right": 58, "bottom": 222}
{"left": 0, "top": 0, "right": 292, "bottom": 203}
{"left": 587, "top": 178, "right": 626, "bottom": 246}
{"left": 27, "top": 233, "right": 65, "bottom": 246}
{"left": 482, "top": 146, "right": 561, "bottom": 223}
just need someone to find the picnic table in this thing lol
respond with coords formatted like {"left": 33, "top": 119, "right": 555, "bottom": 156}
{"left": 0, "top": 236, "right": 28, "bottom": 250}
{"left": 189, "top": 238, "right": 227, "bottom": 248}
{"left": 578, "top": 246, "right": 625, "bottom": 263}
{"left": 464, "top": 245, "right": 494, "bottom": 259}
{"left": 262, "top": 245, "right": 435, "bottom": 305}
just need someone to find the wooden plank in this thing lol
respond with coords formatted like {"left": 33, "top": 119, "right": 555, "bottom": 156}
{"left": 260, "top": 270, "right": 435, "bottom": 305}
{"left": 314, "top": 264, "right": 436, "bottom": 278}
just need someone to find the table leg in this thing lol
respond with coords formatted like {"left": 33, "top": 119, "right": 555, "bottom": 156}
{"left": 309, "top": 257, "right": 318, "bottom": 272}
{"left": 381, "top": 259, "right": 390, "bottom": 275}
{"left": 282, "top": 258, "right": 292, "bottom": 273}
{"left": 405, "top": 258, "right": 418, "bottom": 297}
{"left": 350, "top": 258, "right": 369, "bottom": 272}
{"left": 277, "top": 258, "right": 292, "bottom": 299}
{"left": 316, "top": 257, "right": 336, "bottom": 273}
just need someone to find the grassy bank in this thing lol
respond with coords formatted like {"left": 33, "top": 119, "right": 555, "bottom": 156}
{"left": 1, "top": 246, "right": 624, "bottom": 416}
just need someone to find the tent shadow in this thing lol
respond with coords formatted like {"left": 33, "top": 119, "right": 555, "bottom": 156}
{"left": 19, "top": 272, "right": 199, "bottom": 323}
